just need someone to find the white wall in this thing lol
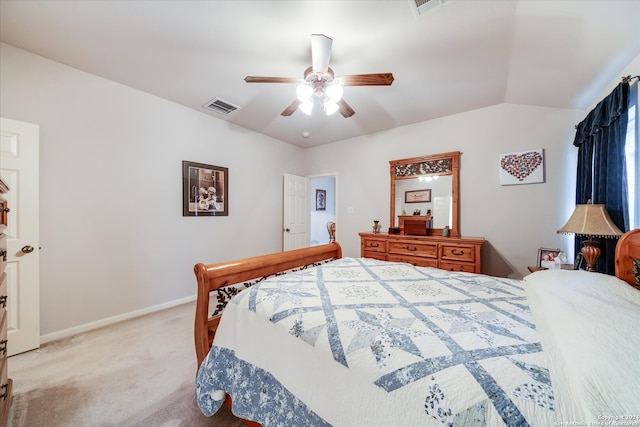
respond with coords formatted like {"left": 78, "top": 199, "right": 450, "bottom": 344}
{"left": 305, "top": 103, "right": 585, "bottom": 278}
{"left": 1, "top": 41, "right": 636, "bottom": 339}
{"left": 0, "top": 43, "right": 305, "bottom": 336}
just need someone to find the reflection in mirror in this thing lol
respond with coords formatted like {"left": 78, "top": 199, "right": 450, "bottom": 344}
{"left": 394, "top": 175, "right": 453, "bottom": 229}
{"left": 389, "top": 151, "right": 460, "bottom": 237}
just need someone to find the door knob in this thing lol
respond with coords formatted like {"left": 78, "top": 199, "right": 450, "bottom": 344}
{"left": 284, "top": 228, "right": 291, "bottom": 232}
{"left": 21, "top": 246, "right": 34, "bottom": 254}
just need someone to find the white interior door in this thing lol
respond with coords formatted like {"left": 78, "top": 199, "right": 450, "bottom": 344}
{"left": 283, "top": 173, "right": 310, "bottom": 251}
{"left": 0, "top": 117, "right": 40, "bottom": 356}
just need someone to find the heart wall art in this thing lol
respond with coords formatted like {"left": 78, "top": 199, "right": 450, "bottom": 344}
{"left": 498, "top": 148, "right": 545, "bottom": 185}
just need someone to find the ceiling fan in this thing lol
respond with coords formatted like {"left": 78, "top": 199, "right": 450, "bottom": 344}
{"left": 244, "top": 34, "right": 394, "bottom": 118}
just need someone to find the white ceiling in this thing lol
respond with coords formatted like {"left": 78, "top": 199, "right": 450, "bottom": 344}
{"left": 1, "top": 0, "right": 639, "bottom": 149}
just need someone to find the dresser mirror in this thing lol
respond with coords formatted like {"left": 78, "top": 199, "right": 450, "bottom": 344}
{"left": 389, "top": 151, "right": 460, "bottom": 237}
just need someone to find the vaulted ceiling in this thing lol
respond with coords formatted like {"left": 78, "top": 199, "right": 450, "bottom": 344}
{"left": 1, "top": 1, "right": 639, "bottom": 148}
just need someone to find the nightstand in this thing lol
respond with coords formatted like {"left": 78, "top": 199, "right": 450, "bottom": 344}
{"left": 527, "top": 264, "right": 574, "bottom": 273}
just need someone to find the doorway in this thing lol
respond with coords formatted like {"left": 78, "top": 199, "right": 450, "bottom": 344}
{"left": 309, "top": 173, "right": 337, "bottom": 246}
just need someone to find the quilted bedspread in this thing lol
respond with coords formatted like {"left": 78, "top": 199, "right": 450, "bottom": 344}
{"left": 196, "top": 257, "right": 559, "bottom": 426}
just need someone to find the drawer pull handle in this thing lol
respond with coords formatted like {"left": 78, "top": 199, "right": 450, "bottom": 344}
{"left": 404, "top": 246, "right": 417, "bottom": 251}
{"left": 0, "top": 250, "right": 6, "bottom": 262}
{"left": 450, "top": 249, "right": 465, "bottom": 256}
{"left": 369, "top": 242, "right": 380, "bottom": 248}
{"left": 0, "top": 207, "right": 8, "bottom": 213}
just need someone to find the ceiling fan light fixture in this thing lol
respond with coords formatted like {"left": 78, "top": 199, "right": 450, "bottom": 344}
{"left": 299, "top": 100, "right": 314, "bottom": 115}
{"left": 324, "top": 101, "right": 339, "bottom": 116}
{"left": 325, "top": 83, "right": 343, "bottom": 102}
{"left": 296, "top": 83, "right": 313, "bottom": 103}
{"left": 245, "top": 34, "right": 394, "bottom": 119}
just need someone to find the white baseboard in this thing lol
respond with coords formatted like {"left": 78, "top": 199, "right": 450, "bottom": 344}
{"left": 40, "top": 295, "right": 197, "bottom": 344}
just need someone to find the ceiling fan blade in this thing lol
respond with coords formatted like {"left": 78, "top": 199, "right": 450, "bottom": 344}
{"left": 281, "top": 99, "right": 301, "bottom": 116}
{"left": 338, "top": 73, "right": 394, "bottom": 86}
{"left": 245, "top": 76, "right": 301, "bottom": 84}
{"left": 311, "top": 34, "right": 332, "bottom": 74}
{"left": 338, "top": 99, "right": 355, "bottom": 118}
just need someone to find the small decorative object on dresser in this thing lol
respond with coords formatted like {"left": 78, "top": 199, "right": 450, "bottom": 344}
{"left": 0, "top": 177, "right": 12, "bottom": 425}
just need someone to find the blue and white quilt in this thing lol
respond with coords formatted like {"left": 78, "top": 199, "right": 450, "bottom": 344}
{"left": 196, "top": 257, "right": 558, "bottom": 426}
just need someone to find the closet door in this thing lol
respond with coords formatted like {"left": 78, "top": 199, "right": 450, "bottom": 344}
{"left": 0, "top": 117, "right": 40, "bottom": 356}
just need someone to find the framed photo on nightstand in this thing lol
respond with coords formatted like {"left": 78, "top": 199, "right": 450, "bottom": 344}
{"left": 537, "top": 247, "right": 560, "bottom": 268}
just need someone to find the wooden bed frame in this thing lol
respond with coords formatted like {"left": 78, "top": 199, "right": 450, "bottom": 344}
{"left": 193, "top": 230, "right": 638, "bottom": 425}
{"left": 194, "top": 242, "right": 343, "bottom": 368}
{"left": 615, "top": 228, "right": 640, "bottom": 289}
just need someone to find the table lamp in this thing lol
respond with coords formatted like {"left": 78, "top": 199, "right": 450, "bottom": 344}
{"left": 557, "top": 200, "right": 623, "bottom": 271}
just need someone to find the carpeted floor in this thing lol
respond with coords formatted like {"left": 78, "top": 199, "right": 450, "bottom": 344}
{"left": 7, "top": 302, "right": 246, "bottom": 427}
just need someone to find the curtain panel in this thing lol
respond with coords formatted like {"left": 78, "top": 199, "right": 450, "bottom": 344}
{"left": 572, "top": 82, "right": 629, "bottom": 274}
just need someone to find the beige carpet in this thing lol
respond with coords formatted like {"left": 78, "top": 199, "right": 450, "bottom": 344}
{"left": 8, "top": 302, "right": 246, "bottom": 427}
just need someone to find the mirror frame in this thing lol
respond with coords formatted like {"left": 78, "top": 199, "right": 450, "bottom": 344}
{"left": 389, "top": 151, "right": 460, "bottom": 237}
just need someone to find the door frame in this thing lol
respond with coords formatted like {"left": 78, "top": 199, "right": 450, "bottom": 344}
{"left": 308, "top": 172, "right": 338, "bottom": 246}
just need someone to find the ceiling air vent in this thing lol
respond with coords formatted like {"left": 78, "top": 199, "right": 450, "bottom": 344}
{"left": 411, "top": 0, "right": 447, "bottom": 16}
{"left": 203, "top": 97, "right": 241, "bottom": 115}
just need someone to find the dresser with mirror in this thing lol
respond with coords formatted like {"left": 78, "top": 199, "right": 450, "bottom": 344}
{"left": 359, "top": 151, "right": 484, "bottom": 273}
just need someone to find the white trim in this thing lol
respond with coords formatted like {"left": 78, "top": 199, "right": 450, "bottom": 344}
{"left": 40, "top": 295, "right": 196, "bottom": 344}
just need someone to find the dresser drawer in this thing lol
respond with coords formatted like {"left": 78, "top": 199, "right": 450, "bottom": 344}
{"left": 440, "top": 243, "right": 476, "bottom": 263}
{"left": 362, "top": 251, "right": 386, "bottom": 261}
{"left": 0, "top": 357, "right": 9, "bottom": 403}
{"left": 359, "top": 233, "right": 484, "bottom": 274}
{"left": 0, "top": 371, "right": 11, "bottom": 425}
{"left": 0, "top": 195, "right": 7, "bottom": 233}
{"left": 361, "top": 237, "right": 386, "bottom": 253}
{"left": 388, "top": 241, "right": 438, "bottom": 258}
{"left": 0, "top": 310, "right": 6, "bottom": 357}
{"left": 388, "top": 254, "right": 438, "bottom": 268}
{"left": 0, "top": 234, "right": 6, "bottom": 274}
{"left": 440, "top": 261, "right": 476, "bottom": 273}
{"left": 0, "top": 272, "right": 5, "bottom": 310}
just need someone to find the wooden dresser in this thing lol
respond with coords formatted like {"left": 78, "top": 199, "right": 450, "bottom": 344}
{"left": 0, "top": 178, "right": 11, "bottom": 424}
{"left": 360, "top": 232, "right": 484, "bottom": 273}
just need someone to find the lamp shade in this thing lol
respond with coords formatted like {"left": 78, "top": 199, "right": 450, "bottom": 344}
{"left": 557, "top": 202, "right": 623, "bottom": 238}
{"left": 296, "top": 83, "right": 313, "bottom": 103}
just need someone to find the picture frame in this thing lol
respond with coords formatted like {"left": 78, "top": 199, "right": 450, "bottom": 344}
{"left": 499, "top": 148, "right": 545, "bottom": 186}
{"left": 182, "top": 160, "right": 228, "bottom": 216}
{"left": 405, "top": 189, "right": 431, "bottom": 203}
{"left": 316, "top": 189, "right": 326, "bottom": 211}
{"left": 574, "top": 252, "right": 584, "bottom": 270}
{"left": 537, "top": 247, "right": 560, "bottom": 268}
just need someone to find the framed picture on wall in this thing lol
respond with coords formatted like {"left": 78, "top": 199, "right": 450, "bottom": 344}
{"left": 499, "top": 148, "right": 545, "bottom": 185}
{"left": 182, "top": 160, "right": 228, "bottom": 216}
{"left": 405, "top": 189, "right": 431, "bottom": 203}
{"left": 316, "top": 189, "right": 326, "bottom": 211}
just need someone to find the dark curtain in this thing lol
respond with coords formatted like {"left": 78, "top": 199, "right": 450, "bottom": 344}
{"left": 573, "top": 82, "right": 629, "bottom": 274}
